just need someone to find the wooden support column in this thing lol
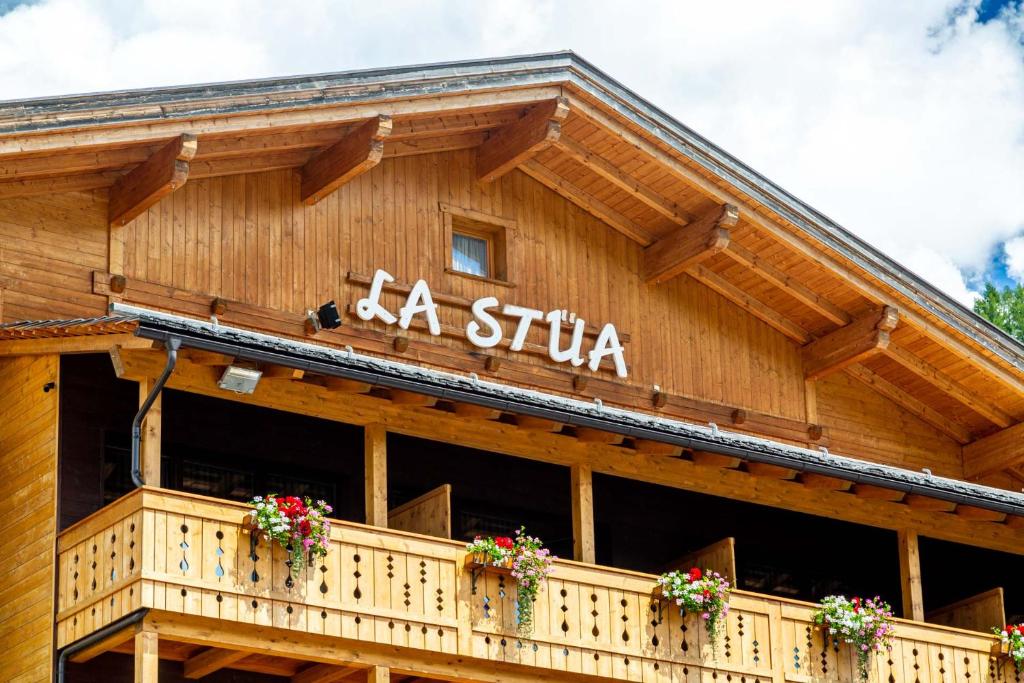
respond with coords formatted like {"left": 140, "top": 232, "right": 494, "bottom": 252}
{"left": 366, "top": 665, "right": 389, "bottom": 683}
{"left": 300, "top": 115, "right": 392, "bottom": 205}
{"left": 898, "top": 529, "right": 925, "bottom": 621}
{"left": 477, "top": 97, "right": 569, "bottom": 183}
{"left": 802, "top": 306, "right": 899, "bottom": 380}
{"left": 571, "top": 463, "right": 596, "bottom": 564}
{"left": 139, "top": 378, "right": 162, "bottom": 487}
{"left": 364, "top": 424, "right": 388, "bottom": 528}
{"left": 643, "top": 203, "right": 739, "bottom": 284}
{"left": 134, "top": 630, "right": 159, "bottom": 683}
{"left": 110, "top": 133, "right": 197, "bottom": 227}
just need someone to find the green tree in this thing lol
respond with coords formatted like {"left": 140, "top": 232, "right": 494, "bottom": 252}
{"left": 973, "top": 283, "right": 1024, "bottom": 342}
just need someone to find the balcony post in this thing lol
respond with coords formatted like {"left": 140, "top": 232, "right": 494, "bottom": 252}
{"left": 366, "top": 665, "right": 389, "bottom": 682}
{"left": 571, "top": 463, "right": 596, "bottom": 563}
{"left": 134, "top": 629, "right": 159, "bottom": 682}
{"left": 138, "top": 378, "right": 162, "bottom": 486}
{"left": 365, "top": 424, "right": 388, "bottom": 527}
{"left": 898, "top": 529, "right": 925, "bottom": 620}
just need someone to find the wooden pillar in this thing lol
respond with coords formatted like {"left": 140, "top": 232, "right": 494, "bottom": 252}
{"left": 898, "top": 529, "right": 924, "bottom": 621}
{"left": 134, "top": 630, "right": 159, "bottom": 682}
{"left": 139, "top": 379, "right": 162, "bottom": 486}
{"left": 366, "top": 665, "right": 389, "bottom": 683}
{"left": 571, "top": 463, "right": 595, "bottom": 563}
{"left": 364, "top": 424, "right": 388, "bottom": 527}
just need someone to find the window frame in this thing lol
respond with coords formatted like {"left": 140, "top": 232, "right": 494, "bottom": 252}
{"left": 440, "top": 203, "right": 516, "bottom": 287}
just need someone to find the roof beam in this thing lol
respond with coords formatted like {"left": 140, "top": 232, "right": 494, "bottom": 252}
{"left": 108, "top": 133, "right": 197, "bottom": 227}
{"left": 964, "top": 421, "right": 1024, "bottom": 481}
{"left": 883, "top": 345, "right": 1014, "bottom": 428}
{"left": 519, "top": 159, "right": 655, "bottom": 244}
{"left": 845, "top": 364, "right": 972, "bottom": 443}
{"left": 689, "top": 264, "right": 811, "bottom": 343}
{"left": 183, "top": 647, "right": 249, "bottom": 678}
{"left": 643, "top": 203, "right": 737, "bottom": 284}
{"left": 300, "top": 115, "right": 392, "bottom": 205}
{"left": 802, "top": 306, "right": 899, "bottom": 380}
{"left": 291, "top": 664, "right": 363, "bottom": 683}
{"left": 477, "top": 97, "right": 569, "bottom": 183}
{"left": 554, "top": 135, "right": 690, "bottom": 225}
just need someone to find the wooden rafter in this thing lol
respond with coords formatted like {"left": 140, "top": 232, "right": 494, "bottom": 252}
{"left": 963, "top": 420, "right": 1024, "bottom": 481}
{"left": 643, "top": 203, "right": 738, "bottom": 284}
{"left": 553, "top": 135, "right": 690, "bottom": 225}
{"left": 300, "top": 115, "right": 392, "bottom": 205}
{"left": 801, "top": 306, "right": 899, "bottom": 380}
{"left": 689, "top": 264, "right": 810, "bottom": 343}
{"left": 844, "top": 364, "right": 972, "bottom": 443}
{"left": 883, "top": 345, "right": 1014, "bottom": 428}
{"left": 183, "top": 647, "right": 249, "bottom": 678}
{"left": 519, "top": 160, "right": 655, "bottom": 244}
{"left": 291, "top": 663, "right": 363, "bottom": 683}
{"left": 108, "top": 133, "right": 197, "bottom": 227}
{"left": 477, "top": 97, "right": 569, "bottom": 183}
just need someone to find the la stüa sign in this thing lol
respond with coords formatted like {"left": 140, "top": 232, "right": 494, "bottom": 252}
{"left": 355, "top": 269, "right": 629, "bottom": 378}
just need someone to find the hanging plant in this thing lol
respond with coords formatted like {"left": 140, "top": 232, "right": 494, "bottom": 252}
{"left": 996, "top": 624, "right": 1024, "bottom": 670}
{"left": 812, "top": 595, "right": 895, "bottom": 682}
{"left": 248, "top": 494, "right": 332, "bottom": 581}
{"left": 466, "top": 527, "right": 555, "bottom": 637}
{"left": 657, "top": 567, "right": 731, "bottom": 655}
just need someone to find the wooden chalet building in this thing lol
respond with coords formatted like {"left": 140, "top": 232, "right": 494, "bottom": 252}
{"left": 0, "top": 52, "right": 1022, "bottom": 682}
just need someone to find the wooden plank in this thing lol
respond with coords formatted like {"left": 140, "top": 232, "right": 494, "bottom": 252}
{"left": 477, "top": 98, "right": 569, "bottom": 183}
{"left": 689, "top": 264, "right": 811, "bottom": 343}
{"left": 183, "top": 647, "right": 250, "bottom": 678}
{"left": 366, "top": 666, "right": 389, "bottom": 683}
{"left": 662, "top": 537, "right": 736, "bottom": 582}
{"left": 300, "top": 115, "right": 392, "bottom": 205}
{"left": 519, "top": 159, "right": 655, "bottom": 244}
{"left": 135, "top": 630, "right": 159, "bottom": 683}
{"left": 964, "top": 420, "right": 1024, "bottom": 481}
{"left": 844, "top": 364, "right": 972, "bottom": 443}
{"left": 388, "top": 484, "right": 451, "bottom": 539}
{"left": 897, "top": 530, "right": 924, "bottom": 621}
{"left": 110, "top": 134, "right": 197, "bottom": 227}
{"left": 364, "top": 424, "right": 387, "bottom": 527}
{"left": 643, "top": 203, "right": 737, "bottom": 284}
{"left": 67, "top": 623, "right": 138, "bottom": 663}
{"left": 883, "top": 345, "right": 1013, "bottom": 428}
{"left": 926, "top": 588, "right": 1005, "bottom": 634}
{"left": 0, "top": 333, "right": 154, "bottom": 357}
{"left": 802, "top": 306, "right": 899, "bottom": 380}
{"left": 553, "top": 135, "right": 689, "bottom": 225}
{"left": 292, "top": 664, "right": 363, "bottom": 683}
{"left": 570, "top": 464, "right": 595, "bottom": 563}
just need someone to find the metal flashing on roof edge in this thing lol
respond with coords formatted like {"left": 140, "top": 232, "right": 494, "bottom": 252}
{"left": 111, "top": 303, "right": 1024, "bottom": 519}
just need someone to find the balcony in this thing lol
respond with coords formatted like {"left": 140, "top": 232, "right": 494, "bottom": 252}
{"left": 57, "top": 488, "right": 1015, "bottom": 681}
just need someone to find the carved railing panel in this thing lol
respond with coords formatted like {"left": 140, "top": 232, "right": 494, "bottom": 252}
{"left": 56, "top": 489, "right": 1018, "bottom": 682}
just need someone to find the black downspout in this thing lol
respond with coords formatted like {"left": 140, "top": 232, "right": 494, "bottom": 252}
{"left": 56, "top": 608, "right": 149, "bottom": 682}
{"left": 130, "top": 337, "right": 179, "bottom": 488}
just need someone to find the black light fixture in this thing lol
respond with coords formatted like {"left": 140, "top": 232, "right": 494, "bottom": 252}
{"left": 306, "top": 300, "right": 342, "bottom": 334}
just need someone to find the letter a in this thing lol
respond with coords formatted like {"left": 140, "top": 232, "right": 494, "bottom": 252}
{"left": 399, "top": 279, "right": 441, "bottom": 336}
{"left": 588, "top": 323, "right": 627, "bottom": 378}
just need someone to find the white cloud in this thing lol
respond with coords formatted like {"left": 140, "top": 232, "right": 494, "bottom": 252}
{"left": 1004, "top": 236, "right": 1024, "bottom": 282}
{"left": 0, "top": 0, "right": 1021, "bottom": 303}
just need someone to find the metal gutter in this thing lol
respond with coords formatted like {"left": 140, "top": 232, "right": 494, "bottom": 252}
{"left": 3, "top": 52, "right": 1023, "bottom": 376}
{"left": 112, "top": 303, "right": 1024, "bottom": 519}
{"left": 130, "top": 337, "right": 179, "bottom": 487}
{"left": 56, "top": 608, "right": 149, "bottom": 682}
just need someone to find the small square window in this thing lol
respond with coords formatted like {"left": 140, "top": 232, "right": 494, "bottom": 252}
{"left": 441, "top": 204, "right": 514, "bottom": 285}
{"left": 452, "top": 231, "right": 492, "bottom": 278}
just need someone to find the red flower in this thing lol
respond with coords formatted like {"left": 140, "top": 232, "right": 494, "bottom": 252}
{"left": 688, "top": 567, "right": 702, "bottom": 581}
{"left": 299, "top": 519, "right": 312, "bottom": 536}
{"left": 495, "top": 536, "right": 514, "bottom": 550}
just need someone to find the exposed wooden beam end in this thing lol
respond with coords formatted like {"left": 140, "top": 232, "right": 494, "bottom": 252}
{"left": 690, "top": 450, "right": 741, "bottom": 469}
{"left": 643, "top": 203, "right": 738, "bottom": 284}
{"left": 477, "top": 97, "right": 569, "bottom": 183}
{"left": 291, "top": 663, "right": 364, "bottom": 683}
{"left": 108, "top": 133, "right": 197, "bottom": 227}
{"left": 452, "top": 402, "right": 502, "bottom": 420}
{"left": 803, "top": 306, "right": 899, "bottom": 380}
{"left": 574, "top": 426, "right": 624, "bottom": 445}
{"left": 514, "top": 415, "right": 563, "bottom": 432}
{"left": 852, "top": 484, "right": 906, "bottom": 502}
{"left": 301, "top": 115, "right": 393, "bottom": 205}
{"left": 800, "top": 473, "right": 852, "bottom": 491}
{"left": 324, "top": 377, "right": 373, "bottom": 394}
{"left": 745, "top": 462, "right": 797, "bottom": 480}
{"left": 183, "top": 647, "right": 249, "bottom": 679}
{"left": 632, "top": 438, "right": 683, "bottom": 456}
{"left": 955, "top": 504, "right": 1007, "bottom": 523}
{"left": 388, "top": 389, "right": 437, "bottom": 407}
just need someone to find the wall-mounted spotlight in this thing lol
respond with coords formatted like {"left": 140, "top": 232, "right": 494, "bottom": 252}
{"left": 305, "top": 300, "right": 342, "bottom": 335}
{"left": 218, "top": 364, "right": 262, "bottom": 394}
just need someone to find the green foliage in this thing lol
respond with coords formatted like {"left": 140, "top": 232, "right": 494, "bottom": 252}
{"left": 973, "top": 283, "right": 1024, "bottom": 343}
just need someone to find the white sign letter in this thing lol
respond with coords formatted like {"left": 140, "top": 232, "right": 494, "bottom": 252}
{"left": 588, "top": 323, "right": 628, "bottom": 378}
{"left": 503, "top": 304, "right": 544, "bottom": 351}
{"left": 399, "top": 279, "right": 441, "bottom": 336}
{"left": 545, "top": 310, "right": 586, "bottom": 366}
{"left": 356, "top": 269, "right": 398, "bottom": 325}
{"left": 467, "top": 296, "right": 503, "bottom": 348}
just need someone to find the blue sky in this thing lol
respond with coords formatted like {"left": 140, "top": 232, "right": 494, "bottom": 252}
{"left": 0, "top": 1, "right": 1021, "bottom": 305}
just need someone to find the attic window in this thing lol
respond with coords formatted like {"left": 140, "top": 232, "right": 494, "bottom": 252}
{"left": 441, "top": 204, "right": 515, "bottom": 285}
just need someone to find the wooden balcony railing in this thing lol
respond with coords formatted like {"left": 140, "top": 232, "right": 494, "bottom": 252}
{"left": 56, "top": 488, "right": 1018, "bottom": 681}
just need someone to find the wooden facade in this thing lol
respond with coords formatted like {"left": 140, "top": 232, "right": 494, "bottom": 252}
{"left": 0, "top": 53, "right": 1022, "bottom": 681}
